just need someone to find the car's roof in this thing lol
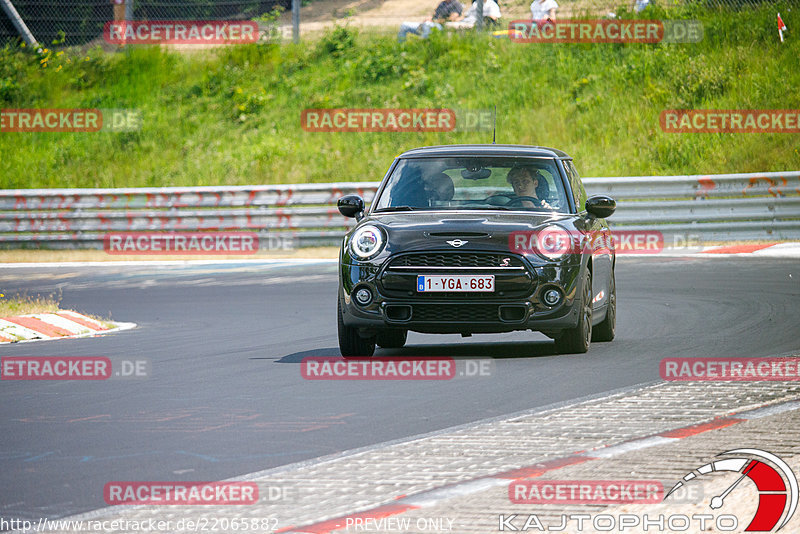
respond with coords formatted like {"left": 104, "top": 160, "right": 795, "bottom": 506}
{"left": 398, "top": 144, "right": 572, "bottom": 159}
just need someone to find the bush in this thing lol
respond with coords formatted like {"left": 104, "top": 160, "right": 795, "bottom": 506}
{"left": 317, "top": 26, "right": 357, "bottom": 58}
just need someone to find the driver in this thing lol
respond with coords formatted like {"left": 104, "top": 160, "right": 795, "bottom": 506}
{"left": 506, "top": 167, "right": 552, "bottom": 209}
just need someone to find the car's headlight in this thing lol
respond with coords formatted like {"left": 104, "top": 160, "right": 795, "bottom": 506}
{"left": 349, "top": 225, "right": 385, "bottom": 260}
{"left": 534, "top": 225, "right": 574, "bottom": 261}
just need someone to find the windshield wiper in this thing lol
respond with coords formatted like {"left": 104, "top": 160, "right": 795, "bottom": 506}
{"left": 374, "top": 206, "right": 418, "bottom": 212}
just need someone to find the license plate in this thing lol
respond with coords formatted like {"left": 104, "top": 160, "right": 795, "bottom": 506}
{"left": 417, "top": 275, "right": 495, "bottom": 293}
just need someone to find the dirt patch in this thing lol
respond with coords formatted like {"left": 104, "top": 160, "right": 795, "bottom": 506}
{"left": 277, "top": 0, "right": 626, "bottom": 37}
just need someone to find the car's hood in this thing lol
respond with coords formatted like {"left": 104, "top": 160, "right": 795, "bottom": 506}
{"left": 364, "top": 211, "right": 580, "bottom": 254}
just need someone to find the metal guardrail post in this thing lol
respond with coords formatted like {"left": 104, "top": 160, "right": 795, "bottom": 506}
{"left": 0, "top": 0, "right": 39, "bottom": 50}
{"left": 292, "top": 0, "right": 300, "bottom": 43}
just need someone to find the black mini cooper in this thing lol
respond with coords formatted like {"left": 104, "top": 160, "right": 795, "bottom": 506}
{"left": 336, "top": 144, "right": 617, "bottom": 357}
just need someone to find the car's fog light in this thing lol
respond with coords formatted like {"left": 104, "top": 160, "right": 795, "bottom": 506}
{"left": 543, "top": 288, "right": 562, "bottom": 306}
{"left": 355, "top": 288, "right": 373, "bottom": 306}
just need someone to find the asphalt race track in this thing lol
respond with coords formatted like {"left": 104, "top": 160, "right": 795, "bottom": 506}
{"left": 1, "top": 256, "right": 798, "bottom": 521}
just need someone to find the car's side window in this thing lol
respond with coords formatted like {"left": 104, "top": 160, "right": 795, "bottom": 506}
{"left": 565, "top": 160, "right": 587, "bottom": 212}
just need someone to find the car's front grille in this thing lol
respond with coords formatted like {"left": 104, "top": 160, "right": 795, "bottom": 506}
{"left": 410, "top": 303, "right": 500, "bottom": 322}
{"left": 380, "top": 252, "right": 533, "bottom": 299}
{"left": 389, "top": 252, "right": 525, "bottom": 269}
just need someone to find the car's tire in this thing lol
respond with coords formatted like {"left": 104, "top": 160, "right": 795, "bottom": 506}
{"left": 376, "top": 329, "right": 408, "bottom": 349}
{"left": 554, "top": 270, "right": 592, "bottom": 354}
{"left": 592, "top": 269, "right": 616, "bottom": 342}
{"left": 337, "top": 299, "right": 375, "bottom": 358}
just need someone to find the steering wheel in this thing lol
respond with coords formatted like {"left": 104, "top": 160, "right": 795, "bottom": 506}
{"left": 483, "top": 193, "right": 516, "bottom": 205}
{"left": 505, "top": 196, "right": 543, "bottom": 207}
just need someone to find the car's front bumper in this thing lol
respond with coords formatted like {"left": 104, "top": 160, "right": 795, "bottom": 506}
{"left": 339, "top": 253, "right": 584, "bottom": 335}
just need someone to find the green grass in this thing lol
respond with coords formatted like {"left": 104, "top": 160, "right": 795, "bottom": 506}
{"left": 0, "top": 292, "right": 60, "bottom": 316}
{"left": 1, "top": 4, "right": 799, "bottom": 189}
{"left": 0, "top": 290, "right": 115, "bottom": 333}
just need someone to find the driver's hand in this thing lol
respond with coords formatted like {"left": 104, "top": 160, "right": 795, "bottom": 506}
{"left": 540, "top": 199, "right": 553, "bottom": 210}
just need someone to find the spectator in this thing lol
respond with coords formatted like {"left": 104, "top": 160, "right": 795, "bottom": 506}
{"left": 398, "top": 0, "right": 463, "bottom": 42}
{"left": 447, "top": 0, "right": 502, "bottom": 29}
{"left": 530, "top": 0, "right": 557, "bottom": 22}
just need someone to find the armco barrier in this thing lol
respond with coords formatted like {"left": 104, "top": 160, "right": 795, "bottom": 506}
{"left": 0, "top": 172, "right": 798, "bottom": 249}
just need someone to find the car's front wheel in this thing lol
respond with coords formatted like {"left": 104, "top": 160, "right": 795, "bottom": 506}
{"left": 376, "top": 329, "right": 407, "bottom": 349}
{"left": 337, "top": 299, "right": 376, "bottom": 358}
{"left": 554, "top": 270, "right": 592, "bottom": 354}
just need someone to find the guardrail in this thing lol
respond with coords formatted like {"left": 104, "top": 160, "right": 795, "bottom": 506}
{"left": 1, "top": 171, "right": 799, "bottom": 249}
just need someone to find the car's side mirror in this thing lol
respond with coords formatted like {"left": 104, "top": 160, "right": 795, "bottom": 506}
{"left": 585, "top": 195, "right": 616, "bottom": 218}
{"left": 338, "top": 195, "right": 365, "bottom": 220}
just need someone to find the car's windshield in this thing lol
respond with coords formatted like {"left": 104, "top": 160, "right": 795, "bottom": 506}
{"left": 372, "top": 156, "right": 570, "bottom": 213}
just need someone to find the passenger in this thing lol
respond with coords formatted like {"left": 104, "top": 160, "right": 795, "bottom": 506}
{"left": 389, "top": 167, "right": 428, "bottom": 207}
{"left": 446, "top": 0, "right": 502, "bottom": 29}
{"left": 506, "top": 167, "right": 553, "bottom": 209}
{"left": 424, "top": 173, "right": 455, "bottom": 203}
{"left": 398, "top": 0, "right": 464, "bottom": 42}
